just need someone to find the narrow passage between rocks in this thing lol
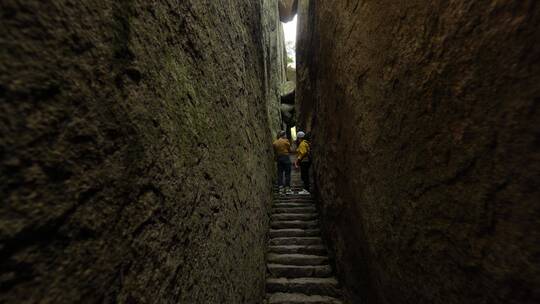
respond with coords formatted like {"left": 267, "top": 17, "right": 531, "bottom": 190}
{"left": 264, "top": 158, "right": 343, "bottom": 304}
{"left": 1, "top": 1, "right": 537, "bottom": 303}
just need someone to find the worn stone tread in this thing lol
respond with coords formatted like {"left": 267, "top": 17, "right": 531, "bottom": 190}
{"left": 271, "top": 220, "right": 319, "bottom": 229}
{"left": 269, "top": 237, "right": 323, "bottom": 246}
{"left": 267, "top": 264, "right": 332, "bottom": 278}
{"left": 274, "top": 197, "right": 312, "bottom": 200}
{"left": 269, "top": 229, "right": 320, "bottom": 238}
{"left": 267, "top": 172, "right": 341, "bottom": 303}
{"left": 274, "top": 194, "right": 315, "bottom": 204}
{"left": 266, "top": 277, "right": 340, "bottom": 297}
{"left": 273, "top": 207, "right": 317, "bottom": 214}
{"left": 273, "top": 186, "right": 304, "bottom": 191}
{"left": 267, "top": 253, "right": 329, "bottom": 266}
{"left": 268, "top": 245, "right": 327, "bottom": 255}
{"left": 274, "top": 198, "right": 314, "bottom": 203}
{"left": 273, "top": 203, "right": 315, "bottom": 208}
{"left": 272, "top": 213, "right": 319, "bottom": 221}
{"left": 274, "top": 196, "right": 314, "bottom": 200}
{"left": 267, "top": 292, "right": 343, "bottom": 304}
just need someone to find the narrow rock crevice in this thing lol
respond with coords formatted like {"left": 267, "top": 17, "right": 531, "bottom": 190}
{"left": 295, "top": 1, "right": 540, "bottom": 304}
{"left": 264, "top": 167, "right": 344, "bottom": 304}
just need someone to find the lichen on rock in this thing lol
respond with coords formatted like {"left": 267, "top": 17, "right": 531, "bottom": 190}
{"left": 0, "top": 0, "right": 286, "bottom": 302}
{"left": 296, "top": 1, "right": 540, "bottom": 304}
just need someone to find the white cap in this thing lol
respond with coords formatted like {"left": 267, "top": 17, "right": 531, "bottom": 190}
{"left": 297, "top": 131, "right": 305, "bottom": 138}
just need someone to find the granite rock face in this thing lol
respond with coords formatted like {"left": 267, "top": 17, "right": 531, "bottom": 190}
{"left": 261, "top": 0, "right": 289, "bottom": 138}
{"left": 295, "top": 0, "right": 315, "bottom": 130}
{"left": 0, "top": 0, "right": 285, "bottom": 302}
{"left": 278, "top": 0, "right": 298, "bottom": 23}
{"left": 296, "top": 1, "right": 540, "bottom": 304}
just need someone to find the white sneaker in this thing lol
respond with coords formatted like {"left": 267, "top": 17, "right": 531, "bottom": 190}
{"left": 285, "top": 188, "right": 294, "bottom": 195}
{"left": 298, "top": 189, "right": 310, "bottom": 195}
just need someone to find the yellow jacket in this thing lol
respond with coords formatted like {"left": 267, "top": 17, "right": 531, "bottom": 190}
{"left": 273, "top": 138, "right": 291, "bottom": 156}
{"left": 296, "top": 140, "right": 310, "bottom": 162}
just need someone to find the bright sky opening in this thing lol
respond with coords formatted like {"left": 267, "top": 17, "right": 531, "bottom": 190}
{"left": 282, "top": 15, "right": 297, "bottom": 68}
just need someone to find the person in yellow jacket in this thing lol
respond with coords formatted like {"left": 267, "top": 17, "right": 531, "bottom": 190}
{"left": 272, "top": 130, "right": 293, "bottom": 195}
{"left": 294, "top": 131, "right": 311, "bottom": 195}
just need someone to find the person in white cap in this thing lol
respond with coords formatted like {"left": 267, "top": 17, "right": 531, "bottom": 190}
{"left": 294, "top": 131, "right": 311, "bottom": 195}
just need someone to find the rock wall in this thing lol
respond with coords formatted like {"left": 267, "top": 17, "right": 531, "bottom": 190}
{"left": 262, "top": 0, "right": 289, "bottom": 138}
{"left": 278, "top": 0, "right": 298, "bottom": 22}
{"left": 296, "top": 1, "right": 539, "bottom": 304}
{"left": 295, "top": 0, "right": 316, "bottom": 130}
{"left": 0, "top": 0, "right": 285, "bottom": 302}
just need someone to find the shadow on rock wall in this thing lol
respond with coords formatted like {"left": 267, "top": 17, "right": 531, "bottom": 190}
{"left": 0, "top": 0, "right": 285, "bottom": 302}
{"left": 296, "top": 1, "right": 540, "bottom": 303}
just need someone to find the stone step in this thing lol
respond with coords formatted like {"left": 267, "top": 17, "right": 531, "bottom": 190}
{"left": 266, "top": 277, "right": 341, "bottom": 297}
{"left": 269, "top": 237, "right": 323, "bottom": 246}
{"left": 268, "top": 245, "right": 327, "bottom": 256}
{"left": 274, "top": 192, "right": 311, "bottom": 196}
{"left": 272, "top": 213, "right": 318, "bottom": 221}
{"left": 273, "top": 188, "right": 305, "bottom": 192}
{"left": 269, "top": 229, "right": 320, "bottom": 238}
{"left": 276, "top": 194, "right": 313, "bottom": 199}
{"left": 268, "top": 292, "right": 343, "bottom": 304}
{"left": 273, "top": 207, "right": 317, "bottom": 214}
{"left": 272, "top": 200, "right": 317, "bottom": 208}
{"left": 267, "top": 264, "right": 332, "bottom": 278}
{"left": 274, "top": 198, "right": 314, "bottom": 201}
{"left": 273, "top": 203, "right": 315, "bottom": 209}
{"left": 274, "top": 198, "right": 314, "bottom": 202}
{"left": 267, "top": 253, "right": 328, "bottom": 266}
{"left": 273, "top": 190, "right": 305, "bottom": 193}
{"left": 271, "top": 220, "right": 319, "bottom": 230}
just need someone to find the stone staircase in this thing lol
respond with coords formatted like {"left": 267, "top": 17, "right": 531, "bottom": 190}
{"left": 265, "top": 169, "right": 343, "bottom": 304}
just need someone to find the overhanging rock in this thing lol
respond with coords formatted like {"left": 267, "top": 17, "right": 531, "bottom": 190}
{"left": 280, "top": 80, "right": 295, "bottom": 99}
{"left": 278, "top": 0, "right": 298, "bottom": 22}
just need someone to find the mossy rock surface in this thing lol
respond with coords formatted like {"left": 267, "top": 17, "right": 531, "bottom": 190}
{"left": 296, "top": 1, "right": 540, "bottom": 303}
{"left": 0, "top": 0, "right": 286, "bottom": 302}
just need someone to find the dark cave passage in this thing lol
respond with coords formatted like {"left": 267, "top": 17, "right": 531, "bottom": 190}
{"left": 1, "top": 1, "right": 538, "bottom": 304}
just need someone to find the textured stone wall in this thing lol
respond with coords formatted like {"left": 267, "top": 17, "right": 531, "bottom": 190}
{"left": 262, "top": 0, "right": 288, "bottom": 138}
{"left": 296, "top": 1, "right": 539, "bottom": 304}
{"left": 278, "top": 0, "right": 298, "bottom": 22}
{"left": 295, "top": 0, "right": 315, "bottom": 130}
{"left": 0, "top": 0, "right": 285, "bottom": 302}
